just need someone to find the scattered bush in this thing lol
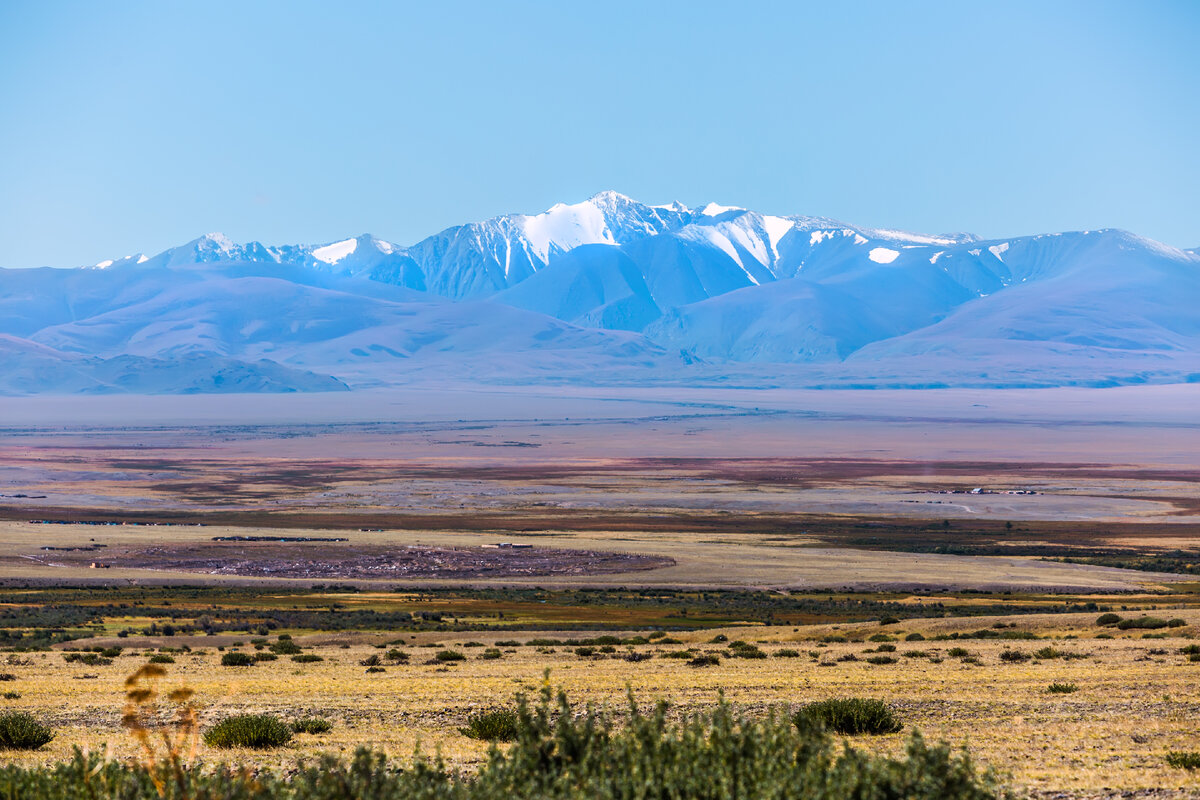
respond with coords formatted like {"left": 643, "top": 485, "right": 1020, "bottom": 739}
{"left": 436, "top": 650, "right": 465, "bottom": 663}
{"left": 1166, "top": 751, "right": 1200, "bottom": 770}
{"left": 688, "top": 654, "right": 720, "bottom": 667}
{"left": 865, "top": 655, "right": 897, "bottom": 665}
{"left": 0, "top": 685, "right": 1012, "bottom": 798}
{"left": 774, "top": 649, "right": 800, "bottom": 658}
{"left": 385, "top": 649, "right": 409, "bottom": 663}
{"left": 291, "top": 654, "right": 323, "bottom": 663}
{"left": 1167, "top": 618, "right": 1187, "bottom": 628}
{"left": 253, "top": 653, "right": 277, "bottom": 662}
{"left": 480, "top": 648, "right": 503, "bottom": 660}
{"left": 0, "top": 674, "right": 14, "bottom": 682}
{"left": 203, "top": 714, "right": 293, "bottom": 749}
{"left": 147, "top": 654, "right": 175, "bottom": 664}
{"left": 1047, "top": 683, "right": 1078, "bottom": 694}
{"left": 998, "top": 649, "right": 1030, "bottom": 663}
{"left": 63, "top": 653, "right": 111, "bottom": 666}
{"left": 291, "top": 717, "right": 332, "bottom": 735}
{"left": 728, "top": 643, "right": 767, "bottom": 659}
{"left": 947, "top": 647, "right": 972, "bottom": 658}
{"left": 905, "top": 633, "right": 926, "bottom": 642}
{"left": 0, "top": 712, "right": 53, "bottom": 750}
{"left": 220, "top": 652, "right": 254, "bottom": 667}
{"left": 360, "top": 655, "right": 382, "bottom": 667}
{"left": 270, "top": 640, "right": 303, "bottom": 655}
{"left": 460, "top": 709, "right": 520, "bottom": 742}
{"left": 794, "top": 698, "right": 902, "bottom": 735}
{"left": 1117, "top": 616, "right": 1169, "bottom": 630}
{"left": 1033, "top": 647, "right": 1064, "bottom": 660}
{"left": 1, "top": 692, "right": 19, "bottom": 700}
{"left": 622, "top": 651, "right": 652, "bottom": 663}
{"left": 868, "top": 634, "right": 895, "bottom": 643}
{"left": 878, "top": 616, "right": 900, "bottom": 625}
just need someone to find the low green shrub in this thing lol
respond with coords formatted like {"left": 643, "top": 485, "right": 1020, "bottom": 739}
{"left": 1046, "top": 683, "right": 1078, "bottom": 694}
{"left": 220, "top": 652, "right": 254, "bottom": 667}
{"left": 63, "top": 653, "right": 110, "bottom": 666}
{"left": 147, "top": 654, "right": 174, "bottom": 664}
{"left": 794, "top": 698, "right": 902, "bottom": 735}
{"left": 1117, "top": 616, "right": 1169, "bottom": 630}
{"left": 270, "top": 640, "right": 303, "bottom": 655}
{"left": 1166, "top": 751, "right": 1200, "bottom": 770}
{"left": 291, "top": 654, "right": 323, "bottom": 663}
{"left": 480, "top": 648, "right": 503, "bottom": 660}
{"left": 1033, "top": 647, "right": 1063, "bottom": 660}
{"left": 203, "top": 714, "right": 293, "bottom": 749}
{"left": 774, "top": 649, "right": 800, "bottom": 658}
{"left": 660, "top": 650, "right": 693, "bottom": 659}
{"left": 1167, "top": 618, "right": 1188, "bottom": 628}
{"left": 436, "top": 650, "right": 465, "bottom": 662}
{"left": 905, "top": 633, "right": 926, "bottom": 642}
{"left": 729, "top": 644, "right": 767, "bottom": 659}
{"left": 0, "top": 712, "right": 53, "bottom": 750}
{"left": 1095, "top": 613, "right": 1122, "bottom": 626}
{"left": 998, "top": 649, "right": 1030, "bottom": 663}
{"left": 865, "top": 655, "right": 897, "bottom": 665}
{"left": 688, "top": 654, "right": 720, "bottom": 667}
{"left": 460, "top": 709, "right": 519, "bottom": 742}
{"left": 291, "top": 717, "right": 332, "bottom": 735}
{"left": 1, "top": 692, "right": 19, "bottom": 700}
{"left": 947, "top": 647, "right": 972, "bottom": 658}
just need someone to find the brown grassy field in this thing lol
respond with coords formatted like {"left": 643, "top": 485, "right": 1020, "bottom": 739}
{"left": 1, "top": 612, "right": 1199, "bottom": 797}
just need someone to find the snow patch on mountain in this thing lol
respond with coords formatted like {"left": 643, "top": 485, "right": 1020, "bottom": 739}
{"left": 312, "top": 238, "right": 358, "bottom": 264}
{"left": 868, "top": 247, "right": 900, "bottom": 264}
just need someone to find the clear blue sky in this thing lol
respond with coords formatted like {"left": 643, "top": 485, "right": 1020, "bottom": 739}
{"left": 2, "top": 0, "right": 1197, "bottom": 268}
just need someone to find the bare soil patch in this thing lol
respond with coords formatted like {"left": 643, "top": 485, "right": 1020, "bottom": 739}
{"left": 33, "top": 541, "right": 673, "bottom": 580}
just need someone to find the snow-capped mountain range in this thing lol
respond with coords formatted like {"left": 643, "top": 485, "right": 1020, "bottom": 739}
{"left": 2, "top": 191, "right": 1198, "bottom": 394}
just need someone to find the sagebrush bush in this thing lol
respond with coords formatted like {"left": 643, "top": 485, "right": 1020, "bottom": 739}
{"left": 461, "top": 709, "right": 520, "bottom": 741}
{"left": 794, "top": 698, "right": 902, "bottom": 735}
{"left": 203, "top": 714, "right": 293, "bottom": 748}
{"left": 220, "top": 652, "right": 254, "bottom": 667}
{"left": 774, "top": 649, "right": 800, "bottom": 658}
{"left": 1046, "top": 683, "right": 1078, "bottom": 694}
{"left": 291, "top": 717, "right": 333, "bottom": 734}
{"left": 0, "top": 712, "right": 53, "bottom": 750}
{"left": 292, "top": 654, "right": 323, "bottom": 663}
{"left": 147, "top": 654, "right": 174, "bottom": 664}
{"left": 436, "top": 650, "right": 466, "bottom": 662}
{"left": 688, "top": 654, "right": 720, "bottom": 667}
{"left": 998, "top": 649, "right": 1030, "bottom": 663}
{"left": 1096, "top": 613, "right": 1122, "bottom": 626}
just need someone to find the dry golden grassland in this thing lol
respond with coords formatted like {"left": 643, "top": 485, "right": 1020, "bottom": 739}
{"left": 1, "top": 612, "right": 1198, "bottom": 797}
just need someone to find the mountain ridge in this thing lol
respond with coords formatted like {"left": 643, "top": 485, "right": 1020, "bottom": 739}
{"left": 2, "top": 192, "right": 1197, "bottom": 394}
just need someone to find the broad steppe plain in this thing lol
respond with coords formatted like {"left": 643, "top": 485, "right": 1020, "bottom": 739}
{"left": 1, "top": 384, "right": 1199, "bottom": 797}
